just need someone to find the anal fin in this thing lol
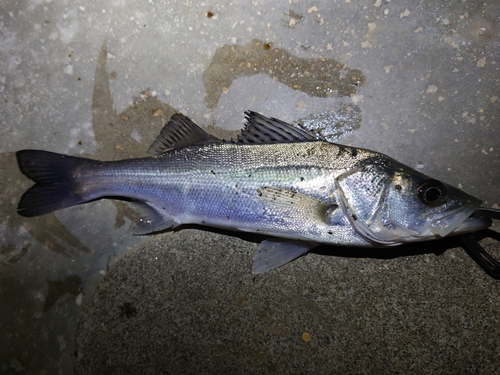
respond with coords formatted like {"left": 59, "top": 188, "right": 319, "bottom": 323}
{"left": 252, "top": 239, "right": 317, "bottom": 274}
{"left": 130, "top": 201, "right": 179, "bottom": 235}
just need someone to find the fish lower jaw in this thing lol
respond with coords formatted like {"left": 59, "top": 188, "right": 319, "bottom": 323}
{"left": 437, "top": 216, "right": 492, "bottom": 237}
{"left": 428, "top": 205, "right": 489, "bottom": 238}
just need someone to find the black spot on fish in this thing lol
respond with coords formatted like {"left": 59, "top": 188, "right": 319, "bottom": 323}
{"left": 300, "top": 177, "right": 304, "bottom": 181}
{"left": 352, "top": 214, "right": 357, "bottom": 221}
{"left": 395, "top": 184, "right": 402, "bottom": 191}
{"left": 211, "top": 170, "right": 216, "bottom": 174}
{"left": 351, "top": 148, "right": 357, "bottom": 157}
{"left": 328, "top": 230, "right": 333, "bottom": 235}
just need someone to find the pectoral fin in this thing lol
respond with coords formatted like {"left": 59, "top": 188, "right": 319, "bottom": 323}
{"left": 252, "top": 239, "right": 317, "bottom": 274}
{"left": 256, "top": 186, "right": 340, "bottom": 226}
{"left": 257, "top": 186, "right": 330, "bottom": 211}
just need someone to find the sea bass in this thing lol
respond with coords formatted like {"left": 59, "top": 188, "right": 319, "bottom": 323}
{"left": 16, "top": 111, "right": 490, "bottom": 273}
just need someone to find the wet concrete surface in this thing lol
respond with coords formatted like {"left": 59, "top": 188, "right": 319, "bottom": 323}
{"left": 1, "top": 0, "right": 499, "bottom": 374}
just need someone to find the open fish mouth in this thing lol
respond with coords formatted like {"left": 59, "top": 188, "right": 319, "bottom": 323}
{"left": 428, "top": 203, "right": 491, "bottom": 237}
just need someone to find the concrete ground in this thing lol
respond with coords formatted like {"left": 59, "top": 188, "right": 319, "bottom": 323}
{"left": 0, "top": 0, "right": 499, "bottom": 374}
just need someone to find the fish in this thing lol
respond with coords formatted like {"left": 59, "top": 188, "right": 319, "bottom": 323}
{"left": 16, "top": 111, "right": 491, "bottom": 273}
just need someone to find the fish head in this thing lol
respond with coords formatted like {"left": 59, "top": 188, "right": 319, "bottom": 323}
{"left": 336, "top": 157, "right": 491, "bottom": 245}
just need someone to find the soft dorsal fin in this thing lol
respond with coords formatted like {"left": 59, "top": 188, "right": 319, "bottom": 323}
{"left": 236, "top": 111, "right": 319, "bottom": 144}
{"left": 148, "top": 113, "right": 221, "bottom": 155}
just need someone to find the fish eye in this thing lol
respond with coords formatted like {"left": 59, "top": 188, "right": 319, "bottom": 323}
{"left": 417, "top": 179, "right": 446, "bottom": 207}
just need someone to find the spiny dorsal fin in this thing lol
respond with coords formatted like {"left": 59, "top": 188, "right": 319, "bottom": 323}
{"left": 236, "top": 111, "right": 320, "bottom": 144}
{"left": 148, "top": 113, "right": 221, "bottom": 155}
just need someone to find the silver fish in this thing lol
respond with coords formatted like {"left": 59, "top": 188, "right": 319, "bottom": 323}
{"left": 16, "top": 111, "right": 491, "bottom": 273}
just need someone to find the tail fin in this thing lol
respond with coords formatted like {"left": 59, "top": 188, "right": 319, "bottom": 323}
{"left": 17, "top": 150, "right": 92, "bottom": 217}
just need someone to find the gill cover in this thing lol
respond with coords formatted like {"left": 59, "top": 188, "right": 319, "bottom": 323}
{"left": 335, "top": 158, "right": 485, "bottom": 246}
{"left": 335, "top": 162, "right": 407, "bottom": 245}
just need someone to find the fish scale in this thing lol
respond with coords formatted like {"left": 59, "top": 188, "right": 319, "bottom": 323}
{"left": 16, "top": 111, "right": 490, "bottom": 273}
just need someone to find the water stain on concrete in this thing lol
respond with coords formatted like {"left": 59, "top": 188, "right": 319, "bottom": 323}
{"left": 44, "top": 275, "right": 82, "bottom": 312}
{"left": 7, "top": 40, "right": 365, "bottom": 259}
{"left": 1, "top": 42, "right": 178, "bottom": 259}
{"left": 202, "top": 39, "right": 366, "bottom": 110}
{"left": 1, "top": 244, "right": 29, "bottom": 264}
{"left": 91, "top": 44, "right": 178, "bottom": 161}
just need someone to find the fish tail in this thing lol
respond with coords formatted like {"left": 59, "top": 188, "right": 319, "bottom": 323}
{"left": 16, "top": 150, "right": 93, "bottom": 217}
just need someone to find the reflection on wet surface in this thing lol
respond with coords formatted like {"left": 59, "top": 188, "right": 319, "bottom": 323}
{"left": 44, "top": 275, "right": 82, "bottom": 312}
{"left": 203, "top": 39, "right": 365, "bottom": 110}
{"left": 299, "top": 104, "right": 362, "bottom": 142}
{"left": 3, "top": 39, "right": 366, "bottom": 263}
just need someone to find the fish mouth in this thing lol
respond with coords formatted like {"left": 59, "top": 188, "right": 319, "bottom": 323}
{"left": 428, "top": 203, "right": 491, "bottom": 237}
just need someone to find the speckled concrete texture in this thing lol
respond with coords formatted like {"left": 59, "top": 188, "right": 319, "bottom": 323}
{"left": 1, "top": 0, "right": 499, "bottom": 374}
{"left": 75, "top": 230, "right": 500, "bottom": 374}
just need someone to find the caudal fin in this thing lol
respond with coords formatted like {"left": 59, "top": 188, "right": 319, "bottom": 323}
{"left": 17, "top": 150, "right": 91, "bottom": 217}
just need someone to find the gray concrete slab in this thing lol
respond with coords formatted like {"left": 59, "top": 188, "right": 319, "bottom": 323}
{"left": 0, "top": 0, "right": 499, "bottom": 374}
{"left": 76, "top": 231, "right": 500, "bottom": 374}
